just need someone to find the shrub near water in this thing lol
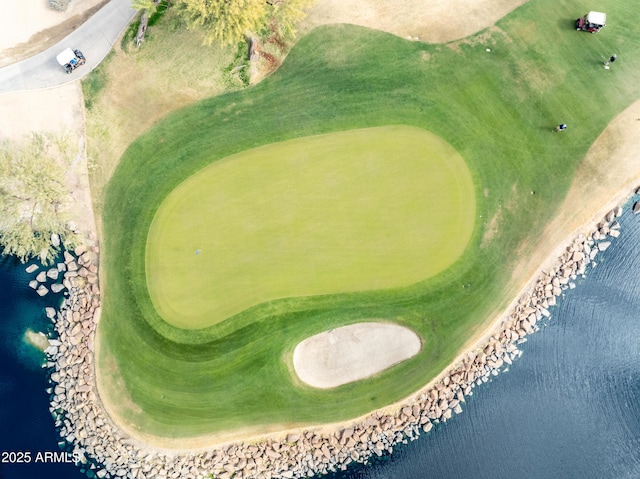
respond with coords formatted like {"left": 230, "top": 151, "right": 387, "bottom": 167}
{"left": 0, "top": 133, "right": 79, "bottom": 265}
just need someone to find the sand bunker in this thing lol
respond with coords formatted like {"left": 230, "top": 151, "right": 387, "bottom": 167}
{"left": 293, "top": 322, "right": 421, "bottom": 388}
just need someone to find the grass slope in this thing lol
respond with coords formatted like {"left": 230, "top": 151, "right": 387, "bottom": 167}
{"left": 82, "top": 8, "right": 236, "bottom": 217}
{"left": 146, "top": 126, "right": 475, "bottom": 329}
{"left": 98, "top": 0, "right": 640, "bottom": 437}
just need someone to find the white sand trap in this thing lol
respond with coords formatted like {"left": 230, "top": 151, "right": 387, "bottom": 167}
{"left": 293, "top": 322, "right": 421, "bottom": 389}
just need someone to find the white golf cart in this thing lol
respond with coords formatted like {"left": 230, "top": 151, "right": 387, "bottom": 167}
{"left": 56, "top": 48, "right": 86, "bottom": 74}
{"left": 576, "top": 11, "right": 606, "bottom": 33}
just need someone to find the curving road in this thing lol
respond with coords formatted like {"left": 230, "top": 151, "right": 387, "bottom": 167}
{"left": 0, "top": 0, "right": 137, "bottom": 94}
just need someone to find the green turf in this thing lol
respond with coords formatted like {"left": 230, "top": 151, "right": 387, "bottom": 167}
{"left": 97, "top": 0, "right": 640, "bottom": 437}
{"left": 146, "top": 126, "right": 475, "bottom": 329}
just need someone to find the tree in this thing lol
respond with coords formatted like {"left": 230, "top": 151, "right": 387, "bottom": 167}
{"left": 131, "top": 0, "right": 160, "bottom": 46}
{"left": 0, "top": 132, "right": 80, "bottom": 265}
{"left": 176, "top": 0, "right": 313, "bottom": 46}
{"left": 178, "top": 0, "right": 266, "bottom": 45}
{"left": 265, "top": 0, "right": 310, "bottom": 42}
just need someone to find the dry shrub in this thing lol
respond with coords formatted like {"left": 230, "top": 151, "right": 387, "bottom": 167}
{"left": 49, "top": 0, "right": 72, "bottom": 12}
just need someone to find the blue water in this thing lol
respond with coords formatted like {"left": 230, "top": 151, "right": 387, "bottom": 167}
{"left": 325, "top": 205, "right": 640, "bottom": 479}
{"left": 1, "top": 207, "right": 640, "bottom": 479}
{"left": 0, "top": 255, "right": 86, "bottom": 479}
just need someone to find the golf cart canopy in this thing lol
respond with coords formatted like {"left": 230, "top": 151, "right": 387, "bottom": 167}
{"left": 56, "top": 48, "right": 77, "bottom": 66}
{"left": 586, "top": 11, "right": 606, "bottom": 27}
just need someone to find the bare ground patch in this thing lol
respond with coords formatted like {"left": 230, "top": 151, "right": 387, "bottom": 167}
{"left": 481, "top": 182, "right": 519, "bottom": 249}
{"left": 0, "top": 0, "right": 107, "bottom": 67}
{"left": 4, "top": 0, "right": 640, "bottom": 454}
{"left": 0, "top": 83, "right": 96, "bottom": 236}
{"left": 301, "top": 0, "right": 529, "bottom": 43}
{"left": 481, "top": 206, "right": 502, "bottom": 249}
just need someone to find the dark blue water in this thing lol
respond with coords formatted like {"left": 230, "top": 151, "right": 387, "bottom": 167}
{"left": 326, "top": 204, "right": 640, "bottom": 479}
{"left": 0, "top": 255, "right": 86, "bottom": 479}
{"left": 2, "top": 206, "right": 640, "bottom": 479}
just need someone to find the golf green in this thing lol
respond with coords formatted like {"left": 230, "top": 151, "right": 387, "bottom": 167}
{"left": 146, "top": 125, "right": 475, "bottom": 329}
{"left": 98, "top": 2, "right": 640, "bottom": 436}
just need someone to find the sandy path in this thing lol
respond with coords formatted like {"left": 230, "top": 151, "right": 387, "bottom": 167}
{"left": 303, "top": 0, "right": 529, "bottom": 42}
{"left": 0, "top": 0, "right": 531, "bottom": 239}
{"left": 0, "top": 82, "right": 81, "bottom": 138}
{"left": 1, "top": 0, "right": 527, "bottom": 59}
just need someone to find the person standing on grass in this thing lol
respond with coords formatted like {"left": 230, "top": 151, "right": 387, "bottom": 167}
{"left": 554, "top": 123, "right": 567, "bottom": 132}
{"left": 604, "top": 54, "right": 617, "bottom": 66}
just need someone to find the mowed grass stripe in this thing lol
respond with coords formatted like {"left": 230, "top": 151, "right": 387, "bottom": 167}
{"left": 146, "top": 126, "right": 475, "bottom": 329}
{"left": 97, "top": 0, "right": 640, "bottom": 437}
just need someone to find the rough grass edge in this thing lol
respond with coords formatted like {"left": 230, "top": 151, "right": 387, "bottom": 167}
{"left": 81, "top": 51, "right": 114, "bottom": 111}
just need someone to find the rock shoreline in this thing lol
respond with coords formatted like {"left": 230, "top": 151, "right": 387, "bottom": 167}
{"left": 31, "top": 201, "right": 627, "bottom": 479}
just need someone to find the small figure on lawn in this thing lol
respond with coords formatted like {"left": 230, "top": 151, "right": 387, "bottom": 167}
{"left": 553, "top": 123, "right": 567, "bottom": 132}
{"left": 604, "top": 54, "right": 617, "bottom": 67}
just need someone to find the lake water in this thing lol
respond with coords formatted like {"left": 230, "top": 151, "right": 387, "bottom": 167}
{"left": 0, "top": 254, "right": 87, "bottom": 479}
{"left": 1, "top": 203, "right": 639, "bottom": 479}
{"left": 324, "top": 203, "right": 640, "bottom": 479}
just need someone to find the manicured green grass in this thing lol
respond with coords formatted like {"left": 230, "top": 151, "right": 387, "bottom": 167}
{"left": 146, "top": 126, "right": 474, "bottom": 329}
{"left": 97, "top": 0, "right": 640, "bottom": 438}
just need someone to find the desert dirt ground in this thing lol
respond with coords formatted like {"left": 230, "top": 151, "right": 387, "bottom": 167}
{"left": 0, "top": 0, "right": 107, "bottom": 68}
{"left": 302, "top": 0, "right": 528, "bottom": 42}
{"left": 0, "top": 81, "right": 96, "bottom": 235}
{"left": 2, "top": 0, "right": 640, "bottom": 451}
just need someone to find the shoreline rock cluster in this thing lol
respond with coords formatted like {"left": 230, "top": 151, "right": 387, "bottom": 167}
{"left": 33, "top": 203, "right": 625, "bottom": 479}
{"left": 27, "top": 257, "right": 67, "bottom": 297}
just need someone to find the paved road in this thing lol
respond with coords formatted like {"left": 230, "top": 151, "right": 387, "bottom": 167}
{"left": 0, "top": 0, "right": 137, "bottom": 94}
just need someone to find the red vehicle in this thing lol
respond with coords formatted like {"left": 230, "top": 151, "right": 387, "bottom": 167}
{"left": 576, "top": 11, "right": 606, "bottom": 33}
